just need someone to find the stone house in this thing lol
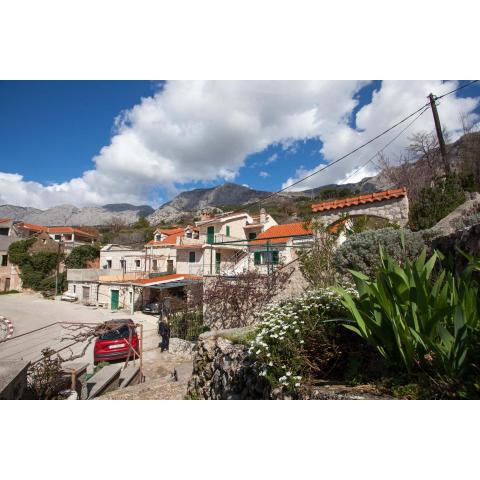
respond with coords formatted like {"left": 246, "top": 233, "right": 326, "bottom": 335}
{"left": 0, "top": 236, "right": 22, "bottom": 291}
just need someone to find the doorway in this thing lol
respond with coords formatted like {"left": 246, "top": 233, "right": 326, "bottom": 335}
{"left": 111, "top": 289, "right": 120, "bottom": 310}
{"left": 207, "top": 226, "right": 214, "bottom": 244}
{"left": 82, "top": 286, "right": 90, "bottom": 304}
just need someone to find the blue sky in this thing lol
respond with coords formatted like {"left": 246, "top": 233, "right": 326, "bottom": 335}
{"left": 1, "top": 80, "right": 479, "bottom": 208}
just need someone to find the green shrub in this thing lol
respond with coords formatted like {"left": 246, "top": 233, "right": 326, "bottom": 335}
{"left": 248, "top": 288, "right": 370, "bottom": 394}
{"left": 19, "top": 251, "right": 64, "bottom": 291}
{"left": 7, "top": 238, "right": 35, "bottom": 265}
{"left": 65, "top": 244, "right": 100, "bottom": 269}
{"left": 333, "top": 228, "right": 426, "bottom": 279}
{"left": 336, "top": 248, "right": 480, "bottom": 378}
{"left": 410, "top": 173, "right": 466, "bottom": 230}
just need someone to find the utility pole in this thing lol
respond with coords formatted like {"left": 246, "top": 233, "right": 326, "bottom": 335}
{"left": 428, "top": 93, "right": 450, "bottom": 175}
{"left": 54, "top": 240, "right": 63, "bottom": 297}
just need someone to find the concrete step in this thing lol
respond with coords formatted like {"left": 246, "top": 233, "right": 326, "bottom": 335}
{"left": 119, "top": 364, "right": 141, "bottom": 388}
{"left": 86, "top": 364, "right": 122, "bottom": 399}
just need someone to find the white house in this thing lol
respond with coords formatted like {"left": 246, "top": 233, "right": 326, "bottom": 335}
{"left": 100, "top": 244, "right": 147, "bottom": 273}
{"left": 175, "top": 208, "right": 278, "bottom": 276}
{"left": 248, "top": 222, "right": 313, "bottom": 274}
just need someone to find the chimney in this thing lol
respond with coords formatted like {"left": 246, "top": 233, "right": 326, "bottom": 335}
{"left": 260, "top": 208, "right": 267, "bottom": 224}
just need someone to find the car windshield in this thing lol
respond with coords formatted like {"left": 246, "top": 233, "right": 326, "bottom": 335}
{"left": 99, "top": 324, "right": 134, "bottom": 340}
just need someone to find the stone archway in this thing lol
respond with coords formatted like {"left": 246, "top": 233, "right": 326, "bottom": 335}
{"left": 312, "top": 187, "right": 409, "bottom": 228}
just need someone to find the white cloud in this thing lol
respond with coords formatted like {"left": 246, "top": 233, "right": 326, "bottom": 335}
{"left": 265, "top": 153, "right": 278, "bottom": 165}
{"left": 259, "top": 171, "right": 270, "bottom": 178}
{"left": 1, "top": 81, "right": 478, "bottom": 208}
{"left": 282, "top": 80, "right": 480, "bottom": 191}
{"left": 0, "top": 81, "right": 365, "bottom": 208}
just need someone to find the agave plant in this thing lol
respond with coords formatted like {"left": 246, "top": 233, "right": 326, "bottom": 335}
{"left": 336, "top": 248, "right": 480, "bottom": 376}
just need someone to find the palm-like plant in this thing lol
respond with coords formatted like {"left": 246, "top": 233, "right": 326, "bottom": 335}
{"left": 336, "top": 248, "right": 480, "bottom": 376}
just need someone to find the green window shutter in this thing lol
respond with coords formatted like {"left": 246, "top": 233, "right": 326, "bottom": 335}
{"left": 254, "top": 251, "right": 261, "bottom": 265}
{"left": 272, "top": 251, "right": 279, "bottom": 265}
{"left": 189, "top": 251, "right": 196, "bottom": 263}
{"left": 226, "top": 226, "right": 230, "bottom": 236}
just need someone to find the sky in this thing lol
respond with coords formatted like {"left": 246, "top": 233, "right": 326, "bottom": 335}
{"left": 1, "top": 80, "right": 479, "bottom": 209}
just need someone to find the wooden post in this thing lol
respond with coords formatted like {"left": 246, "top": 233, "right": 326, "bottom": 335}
{"left": 428, "top": 93, "right": 450, "bottom": 175}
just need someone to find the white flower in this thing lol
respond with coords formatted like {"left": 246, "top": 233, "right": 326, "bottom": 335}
{"left": 286, "top": 371, "right": 292, "bottom": 376}
{"left": 256, "top": 349, "right": 261, "bottom": 355}
{"left": 295, "top": 383, "right": 300, "bottom": 387}
{"left": 300, "top": 340, "right": 304, "bottom": 344}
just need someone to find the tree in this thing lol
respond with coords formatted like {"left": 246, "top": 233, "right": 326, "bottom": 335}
{"left": 410, "top": 173, "right": 466, "bottom": 230}
{"left": 297, "top": 220, "right": 337, "bottom": 288}
{"left": 133, "top": 216, "right": 150, "bottom": 229}
{"left": 203, "top": 269, "right": 292, "bottom": 329}
{"left": 65, "top": 244, "right": 101, "bottom": 269}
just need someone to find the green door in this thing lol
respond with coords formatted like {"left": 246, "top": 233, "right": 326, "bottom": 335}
{"left": 111, "top": 289, "right": 119, "bottom": 310}
{"left": 207, "top": 226, "right": 215, "bottom": 244}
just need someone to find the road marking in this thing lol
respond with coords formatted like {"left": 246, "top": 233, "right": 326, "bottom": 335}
{"left": 0, "top": 315, "right": 14, "bottom": 340}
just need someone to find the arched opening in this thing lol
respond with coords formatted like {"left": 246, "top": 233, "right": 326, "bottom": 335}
{"left": 327, "top": 215, "right": 394, "bottom": 242}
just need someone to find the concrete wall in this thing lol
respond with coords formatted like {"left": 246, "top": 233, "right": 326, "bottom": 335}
{"left": 100, "top": 248, "right": 146, "bottom": 272}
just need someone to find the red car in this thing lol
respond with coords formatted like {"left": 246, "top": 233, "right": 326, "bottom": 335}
{"left": 94, "top": 319, "right": 139, "bottom": 364}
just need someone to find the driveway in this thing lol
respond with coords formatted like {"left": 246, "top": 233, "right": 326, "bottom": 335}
{"left": 0, "top": 292, "right": 158, "bottom": 366}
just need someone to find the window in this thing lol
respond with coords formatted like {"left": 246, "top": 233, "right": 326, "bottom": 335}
{"left": 155, "top": 234, "right": 161, "bottom": 241}
{"left": 73, "top": 285, "right": 76, "bottom": 293}
{"left": 106, "top": 260, "right": 112, "bottom": 269}
{"left": 1, "top": 255, "right": 7, "bottom": 267}
{"left": 248, "top": 232, "right": 257, "bottom": 240}
{"left": 253, "top": 250, "right": 279, "bottom": 265}
{"left": 135, "top": 259, "right": 141, "bottom": 268}
{"left": 152, "top": 259, "right": 158, "bottom": 271}
{"left": 215, "top": 252, "right": 221, "bottom": 274}
{"left": 226, "top": 226, "right": 230, "bottom": 236}
{"left": 189, "top": 251, "right": 196, "bottom": 263}
{"left": 186, "top": 230, "right": 192, "bottom": 238}
{"left": 54, "top": 234, "right": 61, "bottom": 240}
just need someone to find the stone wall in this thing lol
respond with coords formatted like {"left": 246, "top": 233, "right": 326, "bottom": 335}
{"left": 187, "top": 330, "right": 391, "bottom": 400}
{"left": 187, "top": 329, "right": 270, "bottom": 399}
{"left": 432, "top": 222, "right": 480, "bottom": 276}
{"left": 316, "top": 195, "right": 409, "bottom": 228}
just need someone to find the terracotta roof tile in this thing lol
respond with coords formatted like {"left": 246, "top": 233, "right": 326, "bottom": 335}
{"left": 146, "top": 230, "right": 184, "bottom": 246}
{"left": 250, "top": 222, "right": 312, "bottom": 245}
{"left": 155, "top": 227, "right": 184, "bottom": 235}
{"left": 311, "top": 187, "right": 407, "bottom": 213}
{"left": 0, "top": 218, "right": 13, "bottom": 224}
{"left": 47, "top": 226, "right": 97, "bottom": 238}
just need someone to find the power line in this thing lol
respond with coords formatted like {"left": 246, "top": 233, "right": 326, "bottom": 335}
{"left": 238, "top": 101, "right": 430, "bottom": 212}
{"left": 435, "top": 80, "right": 479, "bottom": 100}
{"left": 340, "top": 105, "right": 430, "bottom": 185}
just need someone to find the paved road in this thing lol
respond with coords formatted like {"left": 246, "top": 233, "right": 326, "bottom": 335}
{"left": 0, "top": 293, "right": 157, "bottom": 365}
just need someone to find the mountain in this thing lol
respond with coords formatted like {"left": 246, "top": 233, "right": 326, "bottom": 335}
{"left": 147, "top": 183, "right": 272, "bottom": 224}
{"left": 0, "top": 203, "right": 155, "bottom": 226}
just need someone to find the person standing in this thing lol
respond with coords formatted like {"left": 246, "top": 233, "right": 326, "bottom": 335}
{"left": 158, "top": 315, "right": 171, "bottom": 352}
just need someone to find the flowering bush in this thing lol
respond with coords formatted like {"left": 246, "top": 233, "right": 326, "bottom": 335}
{"left": 248, "top": 287, "right": 360, "bottom": 394}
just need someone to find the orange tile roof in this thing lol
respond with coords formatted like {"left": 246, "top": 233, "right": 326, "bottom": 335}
{"left": 146, "top": 230, "right": 184, "bottom": 246}
{"left": 47, "top": 226, "right": 97, "bottom": 238}
{"left": 0, "top": 218, "right": 13, "bottom": 224}
{"left": 311, "top": 187, "right": 407, "bottom": 213}
{"left": 155, "top": 227, "right": 184, "bottom": 235}
{"left": 250, "top": 222, "right": 312, "bottom": 245}
{"left": 19, "top": 222, "right": 47, "bottom": 232}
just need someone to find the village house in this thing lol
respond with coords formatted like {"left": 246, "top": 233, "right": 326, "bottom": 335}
{"left": 174, "top": 208, "right": 277, "bottom": 276}
{"left": 11, "top": 222, "right": 98, "bottom": 253}
{"left": 0, "top": 219, "right": 22, "bottom": 291}
{"left": 249, "top": 222, "right": 313, "bottom": 274}
{"left": 144, "top": 227, "right": 186, "bottom": 274}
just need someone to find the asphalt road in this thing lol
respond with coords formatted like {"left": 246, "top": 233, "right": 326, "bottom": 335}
{"left": 0, "top": 292, "right": 158, "bottom": 365}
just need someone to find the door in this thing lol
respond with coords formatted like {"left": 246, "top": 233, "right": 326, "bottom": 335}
{"left": 82, "top": 286, "right": 90, "bottom": 304}
{"left": 215, "top": 252, "right": 221, "bottom": 274}
{"left": 111, "top": 289, "right": 119, "bottom": 310}
{"left": 4, "top": 278, "right": 10, "bottom": 291}
{"left": 207, "top": 226, "right": 214, "bottom": 244}
{"left": 167, "top": 259, "right": 174, "bottom": 274}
